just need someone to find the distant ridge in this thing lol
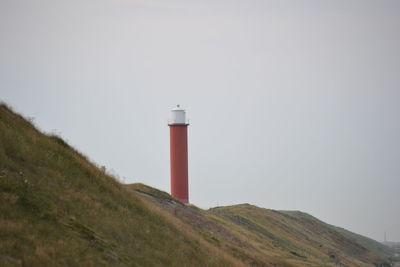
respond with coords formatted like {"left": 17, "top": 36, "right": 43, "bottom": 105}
{"left": 0, "top": 103, "right": 397, "bottom": 266}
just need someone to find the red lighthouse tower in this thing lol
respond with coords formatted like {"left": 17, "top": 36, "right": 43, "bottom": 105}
{"left": 168, "top": 105, "right": 189, "bottom": 204}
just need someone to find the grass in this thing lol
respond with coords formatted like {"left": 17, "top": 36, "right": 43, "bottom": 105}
{"left": 0, "top": 103, "right": 239, "bottom": 266}
{"left": 132, "top": 184, "right": 394, "bottom": 266}
{"left": 210, "top": 205, "right": 394, "bottom": 266}
{"left": 0, "top": 102, "right": 396, "bottom": 266}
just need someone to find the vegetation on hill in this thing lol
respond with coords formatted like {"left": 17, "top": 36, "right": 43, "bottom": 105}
{"left": 0, "top": 103, "right": 237, "bottom": 266}
{"left": 128, "top": 184, "right": 394, "bottom": 266}
{"left": 331, "top": 226, "right": 395, "bottom": 261}
{"left": 0, "top": 103, "right": 396, "bottom": 266}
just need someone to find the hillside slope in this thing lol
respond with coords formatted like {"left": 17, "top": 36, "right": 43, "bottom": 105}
{"left": 0, "top": 104, "right": 238, "bottom": 266}
{"left": 0, "top": 103, "right": 395, "bottom": 266}
{"left": 129, "top": 184, "right": 394, "bottom": 266}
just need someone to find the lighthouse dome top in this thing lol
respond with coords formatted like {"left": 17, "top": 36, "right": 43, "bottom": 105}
{"left": 169, "top": 104, "right": 189, "bottom": 125}
{"left": 171, "top": 104, "right": 185, "bottom": 111}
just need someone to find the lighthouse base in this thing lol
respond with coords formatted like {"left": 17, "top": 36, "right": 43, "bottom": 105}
{"left": 178, "top": 198, "right": 188, "bottom": 204}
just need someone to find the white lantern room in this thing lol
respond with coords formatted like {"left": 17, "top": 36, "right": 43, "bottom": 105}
{"left": 168, "top": 104, "right": 189, "bottom": 125}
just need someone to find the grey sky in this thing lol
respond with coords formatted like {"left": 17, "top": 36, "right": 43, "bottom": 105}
{"left": 1, "top": 0, "right": 399, "bottom": 242}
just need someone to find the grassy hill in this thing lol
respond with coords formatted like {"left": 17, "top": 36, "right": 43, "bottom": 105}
{"left": 0, "top": 103, "right": 395, "bottom": 266}
{"left": 129, "top": 184, "right": 396, "bottom": 266}
{"left": 0, "top": 103, "right": 238, "bottom": 266}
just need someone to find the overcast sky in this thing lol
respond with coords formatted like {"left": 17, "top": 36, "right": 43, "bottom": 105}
{"left": 1, "top": 0, "right": 399, "bottom": 242}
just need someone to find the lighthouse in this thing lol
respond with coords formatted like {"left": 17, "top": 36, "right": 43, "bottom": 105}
{"left": 168, "top": 105, "right": 189, "bottom": 204}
